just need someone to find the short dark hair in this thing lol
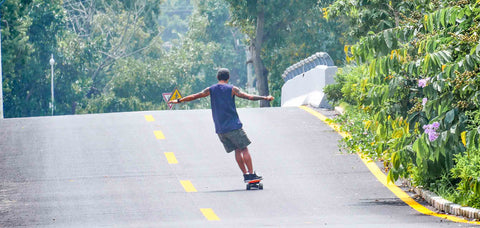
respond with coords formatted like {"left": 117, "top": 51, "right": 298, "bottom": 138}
{"left": 217, "top": 68, "right": 230, "bottom": 81}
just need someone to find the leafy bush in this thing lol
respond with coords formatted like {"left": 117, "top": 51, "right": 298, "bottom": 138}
{"left": 334, "top": 106, "right": 377, "bottom": 158}
{"left": 327, "top": 0, "right": 480, "bottom": 208}
{"left": 324, "top": 66, "right": 368, "bottom": 106}
{"left": 451, "top": 150, "right": 480, "bottom": 208}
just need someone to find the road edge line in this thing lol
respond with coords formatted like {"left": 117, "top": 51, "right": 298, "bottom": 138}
{"left": 299, "top": 106, "right": 480, "bottom": 225}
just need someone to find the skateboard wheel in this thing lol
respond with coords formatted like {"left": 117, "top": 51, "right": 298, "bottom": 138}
{"left": 246, "top": 184, "right": 251, "bottom": 190}
{"left": 259, "top": 183, "right": 263, "bottom": 190}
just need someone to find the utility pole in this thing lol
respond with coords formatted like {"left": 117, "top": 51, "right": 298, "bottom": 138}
{"left": 50, "top": 54, "right": 55, "bottom": 116}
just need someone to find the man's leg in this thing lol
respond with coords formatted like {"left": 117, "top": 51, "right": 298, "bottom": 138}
{"left": 235, "top": 147, "right": 253, "bottom": 174}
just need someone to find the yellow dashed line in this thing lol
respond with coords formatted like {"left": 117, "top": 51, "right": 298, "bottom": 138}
{"left": 200, "top": 208, "right": 220, "bottom": 221}
{"left": 180, "top": 180, "right": 197, "bottom": 192}
{"left": 144, "top": 115, "right": 155, "bottom": 122}
{"left": 147, "top": 117, "right": 219, "bottom": 221}
{"left": 154, "top": 130, "right": 165, "bottom": 139}
{"left": 299, "top": 106, "right": 480, "bottom": 225}
{"left": 164, "top": 152, "right": 178, "bottom": 164}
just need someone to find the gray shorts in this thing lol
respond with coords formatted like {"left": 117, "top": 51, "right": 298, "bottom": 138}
{"left": 218, "top": 128, "right": 251, "bottom": 153}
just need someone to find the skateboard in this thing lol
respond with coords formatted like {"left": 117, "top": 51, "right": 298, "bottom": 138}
{"left": 246, "top": 179, "right": 263, "bottom": 190}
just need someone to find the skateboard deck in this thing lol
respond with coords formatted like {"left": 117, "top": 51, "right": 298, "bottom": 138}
{"left": 246, "top": 179, "right": 263, "bottom": 190}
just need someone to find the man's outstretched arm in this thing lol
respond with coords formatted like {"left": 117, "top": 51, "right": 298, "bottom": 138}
{"left": 232, "top": 87, "right": 274, "bottom": 101}
{"left": 169, "top": 87, "right": 210, "bottom": 104}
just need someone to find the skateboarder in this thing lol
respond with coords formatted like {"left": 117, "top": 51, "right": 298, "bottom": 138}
{"left": 169, "top": 68, "right": 274, "bottom": 182}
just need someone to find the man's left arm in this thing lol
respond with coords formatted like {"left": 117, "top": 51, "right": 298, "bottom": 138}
{"left": 232, "top": 86, "right": 274, "bottom": 101}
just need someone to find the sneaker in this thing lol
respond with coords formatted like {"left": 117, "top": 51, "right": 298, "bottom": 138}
{"left": 249, "top": 172, "right": 262, "bottom": 181}
{"left": 243, "top": 174, "right": 250, "bottom": 183}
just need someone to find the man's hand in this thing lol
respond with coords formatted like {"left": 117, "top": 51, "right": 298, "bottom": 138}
{"left": 168, "top": 99, "right": 180, "bottom": 104}
{"left": 265, "top": 95, "right": 274, "bottom": 101}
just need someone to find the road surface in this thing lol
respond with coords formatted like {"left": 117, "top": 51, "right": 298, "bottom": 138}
{"left": 0, "top": 107, "right": 472, "bottom": 227}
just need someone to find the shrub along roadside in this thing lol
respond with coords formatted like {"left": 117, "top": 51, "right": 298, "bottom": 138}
{"left": 324, "top": 1, "right": 480, "bottom": 209}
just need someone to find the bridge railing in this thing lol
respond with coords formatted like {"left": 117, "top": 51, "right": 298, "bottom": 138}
{"left": 281, "top": 52, "right": 337, "bottom": 108}
{"left": 281, "top": 52, "right": 335, "bottom": 82}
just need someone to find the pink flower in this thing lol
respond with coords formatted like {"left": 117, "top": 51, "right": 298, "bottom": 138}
{"left": 418, "top": 79, "right": 427, "bottom": 88}
{"left": 423, "top": 122, "right": 440, "bottom": 142}
{"left": 422, "top": 98, "right": 428, "bottom": 106}
{"left": 428, "top": 132, "right": 439, "bottom": 141}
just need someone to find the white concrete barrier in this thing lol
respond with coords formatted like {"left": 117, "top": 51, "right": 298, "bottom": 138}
{"left": 281, "top": 65, "right": 337, "bottom": 108}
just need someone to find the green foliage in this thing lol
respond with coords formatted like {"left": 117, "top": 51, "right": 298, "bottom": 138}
{"left": 334, "top": 106, "right": 377, "bottom": 158}
{"left": 226, "top": 0, "right": 347, "bottom": 107}
{"left": 2, "top": 0, "right": 348, "bottom": 115}
{"left": 324, "top": 66, "right": 367, "bottom": 106}
{"left": 327, "top": 0, "right": 415, "bottom": 39}
{"left": 158, "top": 0, "right": 192, "bottom": 42}
{"left": 451, "top": 150, "right": 480, "bottom": 208}
{"left": 192, "top": 0, "right": 247, "bottom": 87}
{"left": 1, "top": 0, "right": 252, "bottom": 116}
{"left": 77, "top": 93, "right": 160, "bottom": 114}
{"left": 329, "top": 0, "right": 480, "bottom": 208}
{"left": 2, "top": 0, "right": 66, "bottom": 117}
{"left": 263, "top": 2, "right": 347, "bottom": 107}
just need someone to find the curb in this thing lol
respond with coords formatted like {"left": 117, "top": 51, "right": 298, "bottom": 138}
{"left": 328, "top": 106, "right": 480, "bottom": 221}
{"left": 412, "top": 186, "right": 480, "bottom": 220}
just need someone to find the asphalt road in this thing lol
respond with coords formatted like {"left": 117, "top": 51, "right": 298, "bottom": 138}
{"left": 0, "top": 107, "right": 473, "bottom": 227}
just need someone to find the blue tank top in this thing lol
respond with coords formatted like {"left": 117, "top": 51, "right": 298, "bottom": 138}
{"left": 209, "top": 83, "right": 243, "bottom": 134}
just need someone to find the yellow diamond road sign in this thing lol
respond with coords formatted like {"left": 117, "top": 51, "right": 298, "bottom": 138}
{"left": 169, "top": 87, "right": 183, "bottom": 102}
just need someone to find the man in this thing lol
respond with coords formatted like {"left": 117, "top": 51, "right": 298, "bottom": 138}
{"left": 169, "top": 68, "right": 274, "bottom": 182}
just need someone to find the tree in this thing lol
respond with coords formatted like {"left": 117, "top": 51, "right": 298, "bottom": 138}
{"left": 63, "top": 0, "right": 163, "bottom": 95}
{"left": 194, "top": 0, "right": 247, "bottom": 86}
{"left": 157, "top": 0, "right": 192, "bottom": 42}
{"left": 2, "top": 0, "right": 66, "bottom": 117}
{"left": 326, "top": 0, "right": 415, "bottom": 39}
{"left": 60, "top": 0, "right": 167, "bottom": 113}
{"left": 226, "top": 0, "right": 344, "bottom": 107}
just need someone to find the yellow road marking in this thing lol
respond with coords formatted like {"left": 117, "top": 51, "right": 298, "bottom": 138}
{"left": 164, "top": 152, "right": 178, "bottom": 164}
{"left": 144, "top": 115, "right": 155, "bottom": 122}
{"left": 200, "top": 208, "right": 220, "bottom": 221}
{"left": 299, "top": 106, "right": 349, "bottom": 138}
{"left": 180, "top": 180, "right": 197, "bottom": 192}
{"left": 299, "top": 106, "right": 480, "bottom": 225}
{"left": 154, "top": 130, "right": 165, "bottom": 139}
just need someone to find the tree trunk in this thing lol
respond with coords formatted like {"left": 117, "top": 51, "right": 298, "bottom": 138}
{"left": 252, "top": 4, "right": 270, "bottom": 107}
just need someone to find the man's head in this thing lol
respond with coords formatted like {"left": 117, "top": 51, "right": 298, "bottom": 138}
{"left": 217, "top": 68, "right": 230, "bottom": 81}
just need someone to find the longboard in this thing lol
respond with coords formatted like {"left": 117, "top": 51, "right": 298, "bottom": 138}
{"left": 246, "top": 179, "right": 263, "bottom": 190}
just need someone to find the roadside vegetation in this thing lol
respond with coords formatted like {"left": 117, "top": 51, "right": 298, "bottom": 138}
{"left": 324, "top": 0, "right": 480, "bottom": 208}
{"left": 1, "top": 0, "right": 345, "bottom": 117}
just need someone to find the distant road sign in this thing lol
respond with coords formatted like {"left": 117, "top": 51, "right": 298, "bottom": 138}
{"left": 162, "top": 88, "right": 183, "bottom": 110}
{"left": 169, "top": 87, "right": 183, "bottom": 102}
{"left": 162, "top": 93, "right": 173, "bottom": 109}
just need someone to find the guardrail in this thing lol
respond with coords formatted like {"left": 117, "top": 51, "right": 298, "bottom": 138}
{"left": 280, "top": 52, "right": 337, "bottom": 108}
{"left": 281, "top": 52, "right": 334, "bottom": 82}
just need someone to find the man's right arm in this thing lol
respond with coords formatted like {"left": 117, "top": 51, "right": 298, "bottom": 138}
{"left": 169, "top": 87, "right": 210, "bottom": 104}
